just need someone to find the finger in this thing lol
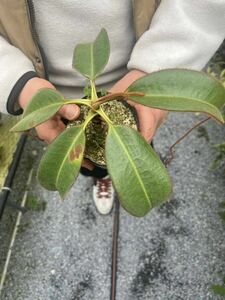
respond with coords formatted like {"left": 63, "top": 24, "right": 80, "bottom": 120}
{"left": 40, "top": 126, "right": 64, "bottom": 144}
{"left": 82, "top": 159, "right": 94, "bottom": 171}
{"left": 136, "top": 109, "right": 157, "bottom": 143}
{"left": 58, "top": 119, "right": 66, "bottom": 130}
{"left": 36, "top": 119, "right": 65, "bottom": 144}
{"left": 58, "top": 104, "right": 80, "bottom": 121}
{"left": 45, "top": 127, "right": 65, "bottom": 144}
{"left": 127, "top": 99, "right": 136, "bottom": 107}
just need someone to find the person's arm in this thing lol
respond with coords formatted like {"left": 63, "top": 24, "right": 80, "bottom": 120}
{"left": 128, "top": 0, "right": 225, "bottom": 72}
{"left": 0, "top": 35, "right": 92, "bottom": 168}
{"left": 0, "top": 35, "right": 37, "bottom": 115}
{"left": 0, "top": 35, "right": 80, "bottom": 140}
{"left": 112, "top": 0, "right": 225, "bottom": 142}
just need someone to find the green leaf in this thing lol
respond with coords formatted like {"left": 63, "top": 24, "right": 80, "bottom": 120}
{"left": 127, "top": 69, "right": 225, "bottom": 123}
{"left": 73, "top": 28, "right": 110, "bottom": 80}
{"left": 212, "top": 285, "right": 225, "bottom": 296}
{"left": 105, "top": 125, "right": 172, "bottom": 217}
{"left": 11, "top": 89, "right": 65, "bottom": 132}
{"left": 37, "top": 125, "right": 85, "bottom": 198}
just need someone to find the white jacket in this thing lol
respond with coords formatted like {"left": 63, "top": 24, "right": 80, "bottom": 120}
{"left": 0, "top": 0, "right": 225, "bottom": 114}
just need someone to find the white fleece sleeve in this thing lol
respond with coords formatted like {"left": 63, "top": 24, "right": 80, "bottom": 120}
{"left": 128, "top": 0, "right": 225, "bottom": 72}
{"left": 0, "top": 35, "right": 35, "bottom": 114}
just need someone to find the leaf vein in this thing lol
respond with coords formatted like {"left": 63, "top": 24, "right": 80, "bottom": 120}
{"left": 111, "top": 126, "right": 152, "bottom": 208}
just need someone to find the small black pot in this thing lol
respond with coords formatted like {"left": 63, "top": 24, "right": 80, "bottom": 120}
{"left": 66, "top": 93, "right": 139, "bottom": 169}
{"left": 86, "top": 99, "right": 139, "bottom": 170}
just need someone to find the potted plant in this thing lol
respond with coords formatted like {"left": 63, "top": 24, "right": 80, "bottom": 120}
{"left": 11, "top": 29, "right": 225, "bottom": 217}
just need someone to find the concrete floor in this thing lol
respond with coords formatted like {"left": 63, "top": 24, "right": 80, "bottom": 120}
{"left": 1, "top": 112, "right": 225, "bottom": 300}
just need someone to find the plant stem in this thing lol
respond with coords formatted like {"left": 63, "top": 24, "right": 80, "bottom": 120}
{"left": 83, "top": 110, "right": 98, "bottom": 129}
{"left": 97, "top": 108, "right": 114, "bottom": 125}
{"left": 65, "top": 99, "right": 92, "bottom": 107}
{"left": 92, "top": 91, "right": 144, "bottom": 109}
{"left": 91, "top": 80, "right": 98, "bottom": 101}
{"left": 165, "top": 116, "right": 211, "bottom": 165}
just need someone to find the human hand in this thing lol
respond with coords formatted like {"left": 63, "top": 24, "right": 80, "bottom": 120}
{"left": 110, "top": 70, "right": 168, "bottom": 142}
{"left": 18, "top": 77, "right": 94, "bottom": 170}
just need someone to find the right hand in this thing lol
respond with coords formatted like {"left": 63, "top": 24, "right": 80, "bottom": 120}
{"left": 18, "top": 77, "right": 94, "bottom": 170}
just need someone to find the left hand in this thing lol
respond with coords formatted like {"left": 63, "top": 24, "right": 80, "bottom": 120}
{"left": 109, "top": 70, "right": 168, "bottom": 143}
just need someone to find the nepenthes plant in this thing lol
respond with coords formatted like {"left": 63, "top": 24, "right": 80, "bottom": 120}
{"left": 11, "top": 29, "right": 225, "bottom": 217}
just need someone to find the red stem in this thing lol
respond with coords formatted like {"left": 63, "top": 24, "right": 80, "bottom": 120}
{"left": 92, "top": 92, "right": 144, "bottom": 109}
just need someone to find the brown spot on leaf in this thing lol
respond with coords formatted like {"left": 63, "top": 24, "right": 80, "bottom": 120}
{"left": 69, "top": 145, "right": 83, "bottom": 161}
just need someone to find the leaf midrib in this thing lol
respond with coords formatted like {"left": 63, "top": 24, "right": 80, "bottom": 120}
{"left": 131, "top": 92, "right": 223, "bottom": 109}
{"left": 24, "top": 102, "right": 63, "bottom": 117}
{"left": 12, "top": 102, "right": 63, "bottom": 131}
{"left": 111, "top": 126, "right": 152, "bottom": 208}
{"left": 129, "top": 93, "right": 223, "bottom": 121}
{"left": 90, "top": 43, "right": 94, "bottom": 79}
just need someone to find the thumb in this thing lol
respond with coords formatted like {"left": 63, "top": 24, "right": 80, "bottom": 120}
{"left": 136, "top": 107, "right": 157, "bottom": 143}
{"left": 58, "top": 104, "right": 80, "bottom": 120}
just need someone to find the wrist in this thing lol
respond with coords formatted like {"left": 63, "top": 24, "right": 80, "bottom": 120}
{"left": 110, "top": 69, "right": 146, "bottom": 93}
{"left": 18, "top": 77, "right": 55, "bottom": 109}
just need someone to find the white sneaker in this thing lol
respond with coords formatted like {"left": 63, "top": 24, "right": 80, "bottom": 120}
{"left": 93, "top": 176, "right": 115, "bottom": 215}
